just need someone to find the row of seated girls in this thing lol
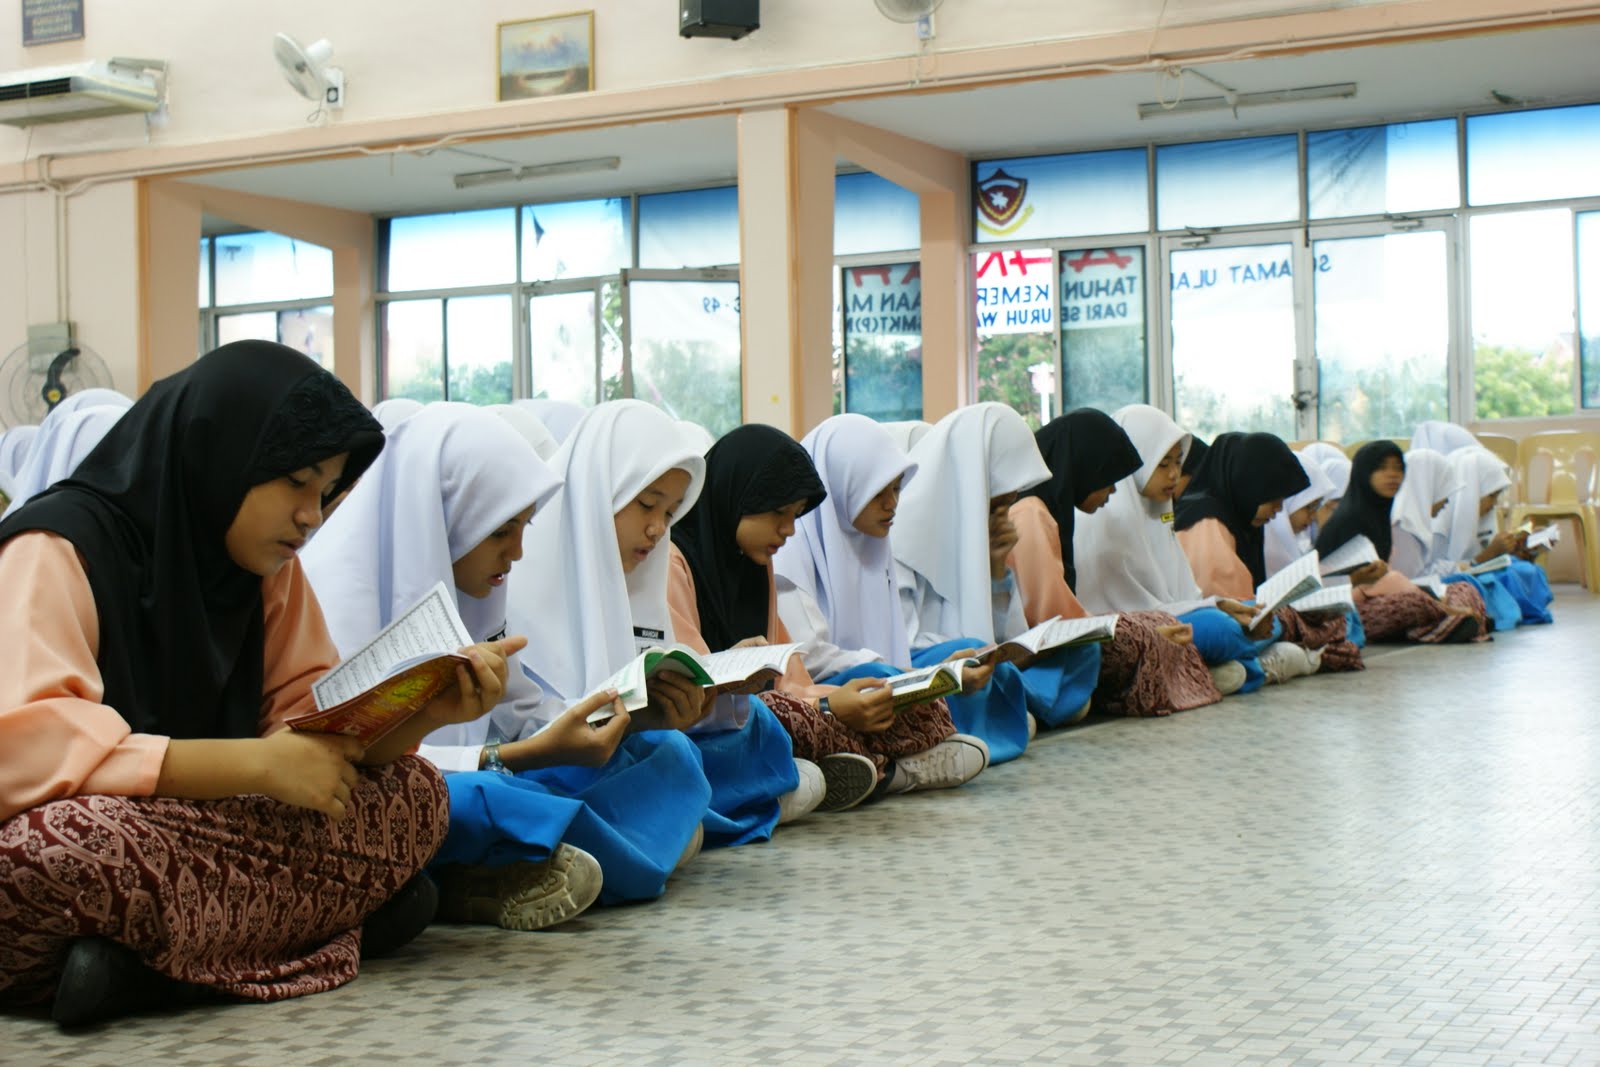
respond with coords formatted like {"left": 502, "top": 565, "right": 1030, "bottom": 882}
{"left": 0, "top": 341, "right": 1554, "bottom": 1029}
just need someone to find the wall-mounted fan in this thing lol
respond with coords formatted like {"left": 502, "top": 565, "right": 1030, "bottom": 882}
{"left": 273, "top": 33, "right": 345, "bottom": 110}
{"left": 874, "top": 0, "right": 945, "bottom": 23}
{"left": 0, "top": 338, "right": 115, "bottom": 429}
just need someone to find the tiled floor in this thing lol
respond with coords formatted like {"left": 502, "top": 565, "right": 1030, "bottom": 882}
{"left": 8, "top": 590, "right": 1599, "bottom": 1066}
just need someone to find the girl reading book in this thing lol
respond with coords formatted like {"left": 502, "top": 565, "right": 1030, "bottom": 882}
{"left": 891, "top": 403, "right": 1069, "bottom": 763}
{"left": 1009, "top": 409, "right": 1225, "bottom": 719}
{"left": 0, "top": 341, "right": 458, "bottom": 1026}
{"left": 509, "top": 401, "right": 816, "bottom": 849}
{"left": 1175, "top": 432, "right": 1363, "bottom": 678}
{"left": 1314, "top": 441, "right": 1486, "bottom": 644}
{"left": 303, "top": 402, "right": 711, "bottom": 920}
{"left": 1436, "top": 448, "right": 1553, "bottom": 626}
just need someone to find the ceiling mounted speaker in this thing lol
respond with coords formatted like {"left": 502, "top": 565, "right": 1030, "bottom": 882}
{"left": 680, "top": 0, "right": 760, "bottom": 40}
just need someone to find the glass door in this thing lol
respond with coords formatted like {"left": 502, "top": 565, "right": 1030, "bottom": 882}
{"left": 621, "top": 269, "right": 742, "bottom": 438}
{"left": 526, "top": 282, "right": 603, "bottom": 405}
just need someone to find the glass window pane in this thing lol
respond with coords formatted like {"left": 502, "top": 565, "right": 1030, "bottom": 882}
{"left": 1313, "top": 232, "right": 1448, "bottom": 442}
{"left": 1579, "top": 211, "right": 1600, "bottom": 409}
{"left": 974, "top": 148, "right": 1147, "bottom": 244}
{"left": 529, "top": 290, "right": 597, "bottom": 406}
{"left": 629, "top": 280, "right": 742, "bottom": 437}
{"left": 600, "top": 280, "right": 624, "bottom": 401}
{"left": 842, "top": 262, "right": 922, "bottom": 422}
{"left": 215, "top": 311, "right": 276, "bottom": 347}
{"left": 639, "top": 186, "right": 738, "bottom": 268}
{"left": 383, "top": 299, "right": 444, "bottom": 402}
{"left": 213, "top": 231, "right": 333, "bottom": 306}
{"left": 974, "top": 248, "right": 1058, "bottom": 429}
{"left": 1156, "top": 136, "right": 1299, "bottom": 230}
{"left": 521, "top": 198, "right": 630, "bottom": 281}
{"left": 1471, "top": 210, "right": 1576, "bottom": 419}
{"left": 1060, "top": 247, "right": 1147, "bottom": 411}
{"left": 386, "top": 209, "right": 516, "bottom": 292}
{"left": 1170, "top": 242, "right": 1298, "bottom": 441}
{"left": 278, "top": 306, "right": 334, "bottom": 371}
{"left": 198, "top": 237, "right": 211, "bottom": 307}
{"left": 1467, "top": 104, "right": 1600, "bottom": 207}
{"left": 835, "top": 172, "right": 920, "bottom": 257}
{"left": 1307, "top": 119, "right": 1459, "bottom": 219}
{"left": 446, "top": 295, "right": 513, "bottom": 405}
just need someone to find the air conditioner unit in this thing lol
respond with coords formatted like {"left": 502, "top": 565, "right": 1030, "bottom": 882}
{"left": 0, "top": 59, "right": 163, "bottom": 127}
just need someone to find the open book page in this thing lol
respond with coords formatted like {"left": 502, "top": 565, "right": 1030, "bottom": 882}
{"left": 699, "top": 642, "right": 804, "bottom": 694}
{"left": 1466, "top": 554, "right": 1512, "bottom": 576}
{"left": 1525, "top": 525, "right": 1561, "bottom": 551}
{"left": 974, "top": 613, "right": 1119, "bottom": 668}
{"left": 881, "top": 663, "right": 963, "bottom": 709}
{"left": 584, "top": 646, "right": 712, "bottom": 724}
{"left": 1250, "top": 551, "right": 1323, "bottom": 628}
{"left": 1289, "top": 584, "right": 1356, "bottom": 617}
{"left": 311, "top": 581, "right": 472, "bottom": 710}
{"left": 1318, "top": 535, "right": 1379, "bottom": 577}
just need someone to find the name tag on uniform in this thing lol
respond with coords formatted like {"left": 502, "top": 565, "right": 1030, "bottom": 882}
{"left": 633, "top": 625, "right": 665, "bottom": 652}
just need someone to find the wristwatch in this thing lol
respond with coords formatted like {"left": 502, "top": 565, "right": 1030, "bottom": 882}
{"left": 482, "top": 741, "right": 509, "bottom": 775}
{"left": 818, "top": 696, "right": 833, "bottom": 716}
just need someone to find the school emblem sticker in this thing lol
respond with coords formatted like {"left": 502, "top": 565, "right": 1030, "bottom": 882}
{"left": 976, "top": 168, "right": 1033, "bottom": 237}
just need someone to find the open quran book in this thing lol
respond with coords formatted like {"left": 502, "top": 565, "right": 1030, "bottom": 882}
{"left": 971, "top": 613, "right": 1119, "bottom": 669}
{"left": 1464, "top": 554, "right": 1512, "bottom": 576}
{"left": 584, "top": 642, "right": 805, "bottom": 724}
{"left": 1523, "top": 525, "right": 1560, "bottom": 552}
{"left": 1318, "top": 535, "right": 1379, "bottom": 577}
{"left": 1289, "top": 583, "right": 1356, "bottom": 618}
{"left": 289, "top": 582, "right": 473, "bottom": 746}
{"left": 1250, "top": 552, "right": 1323, "bottom": 628}
{"left": 878, "top": 662, "right": 965, "bottom": 709}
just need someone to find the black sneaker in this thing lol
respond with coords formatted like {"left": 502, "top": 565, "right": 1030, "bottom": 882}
{"left": 52, "top": 937, "right": 180, "bottom": 1028}
{"left": 361, "top": 872, "right": 439, "bottom": 959}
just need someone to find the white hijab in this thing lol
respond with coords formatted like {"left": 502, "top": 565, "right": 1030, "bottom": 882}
{"left": 49, "top": 388, "right": 133, "bottom": 418}
{"left": 516, "top": 398, "right": 586, "bottom": 444}
{"left": 1391, "top": 448, "right": 1460, "bottom": 553}
{"left": 881, "top": 420, "right": 933, "bottom": 453}
{"left": 1, "top": 406, "right": 126, "bottom": 518}
{"left": 1412, "top": 420, "right": 1479, "bottom": 455}
{"left": 678, "top": 419, "right": 717, "bottom": 455}
{"left": 1073, "top": 404, "right": 1204, "bottom": 613}
{"left": 895, "top": 403, "right": 1049, "bottom": 641}
{"left": 1263, "top": 452, "right": 1336, "bottom": 576}
{"left": 301, "top": 402, "right": 563, "bottom": 655}
{"left": 773, "top": 414, "right": 918, "bottom": 668}
{"left": 1436, "top": 448, "right": 1512, "bottom": 563}
{"left": 1299, "top": 443, "right": 1351, "bottom": 503}
{"left": 0, "top": 425, "right": 39, "bottom": 487}
{"left": 371, "top": 397, "right": 423, "bottom": 431}
{"left": 508, "top": 400, "right": 707, "bottom": 700}
{"left": 489, "top": 404, "right": 559, "bottom": 461}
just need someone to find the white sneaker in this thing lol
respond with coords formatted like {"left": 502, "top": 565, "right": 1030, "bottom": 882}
{"left": 1258, "top": 642, "right": 1316, "bottom": 685}
{"left": 777, "top": 759, "right": 826, "bottom": 824}
{"left": 1026, "top": 712, "right": 1039, "bottom": 742}
{"left": 816, "top": 752, "right": 879, "bottom": 812}
{"left": 434, "top": 844, "right": 603, "bottom": 932}
{"left": 886, "top": 734, "right": 990, "bottom": 794}
{"left": 1208, "top": 660, "right": 1248, "bottom": 696}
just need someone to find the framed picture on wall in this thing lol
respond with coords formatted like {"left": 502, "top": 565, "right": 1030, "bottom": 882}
{"left": 498, "top": 12, "right": 595, "bottom": 101}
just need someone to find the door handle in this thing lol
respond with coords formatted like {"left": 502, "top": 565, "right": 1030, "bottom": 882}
{"left": 1291, "top": 390, "right": 1316, "bottom": 412}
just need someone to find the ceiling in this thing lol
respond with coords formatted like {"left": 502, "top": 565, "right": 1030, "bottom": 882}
{"left": 182, "top": 22, "right": 1600, "bottom": 223}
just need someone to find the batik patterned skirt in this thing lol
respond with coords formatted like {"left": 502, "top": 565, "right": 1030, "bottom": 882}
{"left": 1093, "top": 610, "right": 1223, "bottom": 717}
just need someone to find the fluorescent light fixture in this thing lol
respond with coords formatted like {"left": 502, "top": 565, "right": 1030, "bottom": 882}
{"left": 452, "top": 155, "right": 621, "bottom": 189}
{"left": 1137, "top": 82, "right": 1357, "bottom": 120}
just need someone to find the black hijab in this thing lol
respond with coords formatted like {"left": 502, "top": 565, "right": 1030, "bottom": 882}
{"left": 1182, "top": 435, "right": 1209, "bottom": 477}
{"left": 1314, "top": 440, "right": 1403, "bottom": 561}
{"left": 1173, "top": 431, "right": 1309, "bottom": 586}
{"left": 0, "top": 341, "right": 383, "bottom": 740}
{"left": 1019, "top": 408, "right": 1142, "bottom": 591}
{"left": 671, "top": 424, "right": 826, "bottom": 653}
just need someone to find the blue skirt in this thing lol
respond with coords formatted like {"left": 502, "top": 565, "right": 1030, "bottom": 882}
{"left": 1502, "top": 558, "right": 1554, "bottom": 625}
{"left": 1178, "top": 606, "right": 1266, "bottom": 694}
{"left": 692, "top": 696, "right": 800, "bottom": 850}
{"left": 1444, "top": 572, "right": 1521, "bottom": 633}
{"left": 1019, "top": 644, "right": 1102, "bottom": 729}
{"left": 911, "top": 639, "right": 1032, "bottom": 765}
{"left": 431, "top": 729, "right": 711, "bottom": 906}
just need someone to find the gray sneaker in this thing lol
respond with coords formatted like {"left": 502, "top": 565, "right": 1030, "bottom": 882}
{"left": 1208, "top": 659, "right": 1248, "bottom": 696}
{"left": 434, "top": 844, "right": 603, "bottom": 931}
{"left": 886, "top": 733, "right": 990, "bottom": 794}
{"left": 815, "top": 752, "right": 878, "bottom": 812}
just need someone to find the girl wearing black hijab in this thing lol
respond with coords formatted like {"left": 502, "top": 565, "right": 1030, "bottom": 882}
{"left": 0, "top": 342, "right": 501, "bottom": 1026}
{"left": 1173, "top": 432, "right": 1365, "bottom": 680}
{"left": 669, "top": 424, "right": 986, "bottom": 812}
{"left": 1315, "top": 441, "right": 1487, "bottom": 644}
{"left": 1009, "top": 409, "right": 1226, "bottom": 717}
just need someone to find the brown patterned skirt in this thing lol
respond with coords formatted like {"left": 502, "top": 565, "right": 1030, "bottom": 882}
{"left": 0, "top": 755, "right": 448, "bottom": 1007}
{"left": 1093, "top": 610, "right": 1222, "bottom": 718}
{"left": 1274, "top": 607, "right": 1365, "bottom": 672}
{"left": 758, "top": 689, "right": 955, "bottom": 778}
{"left": 1357, "top": 582, "right": 1490, "bottom": 644}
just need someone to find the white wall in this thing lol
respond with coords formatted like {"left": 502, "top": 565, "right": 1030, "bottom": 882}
{"left": 0, "top": 0, "right": 1380, "bottom": 153}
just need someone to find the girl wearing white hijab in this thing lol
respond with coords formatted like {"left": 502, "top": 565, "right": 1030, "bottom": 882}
{"left": 47, "top": 387, "right": 133, "bottom": 418}
{"left": 1263, "top": 453, "right": 1337, "bottom": 578}
{"left": 1298, "top": 444, "right": 1352, "bottom": 534}
{"left": 881, "top": 420, "right": 933, "bottom": 454}
{"left": 892, "top": 403, "right": 1065, "bottom": 763}
{"left": 303, "top": 403, "right": 709, "bottom": 920}
{"left": 766, "top": 415, "right": 990, "bottom": 795}
{"left": 370, "top": 397, "right": 423, "bottom": 431}
{"left": 1, "top": 406, "right": 126, "bottom": 519}
{"left": 1411, "top": 420, "right": 1480, "bottom": 455}
{"left": 1388, "top": 449, "right": 1463, "bottom": 580}
{"left": 1073, "top": 405, "right": 1269, "bottom": 693}
{"left": 1433, "top": 449, "right": 1554, "bottom": 627}
{"left": 488, "top": 403, "right": 560, "bottom": 461}
{"left": 515, "top": 398, "right": 585, "bottom": 444}
{"left": 509, "top": 400, "right": 810, "bottom": 849}
{"left": 678, "top": 419, "right": 717, "bottom": 454}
